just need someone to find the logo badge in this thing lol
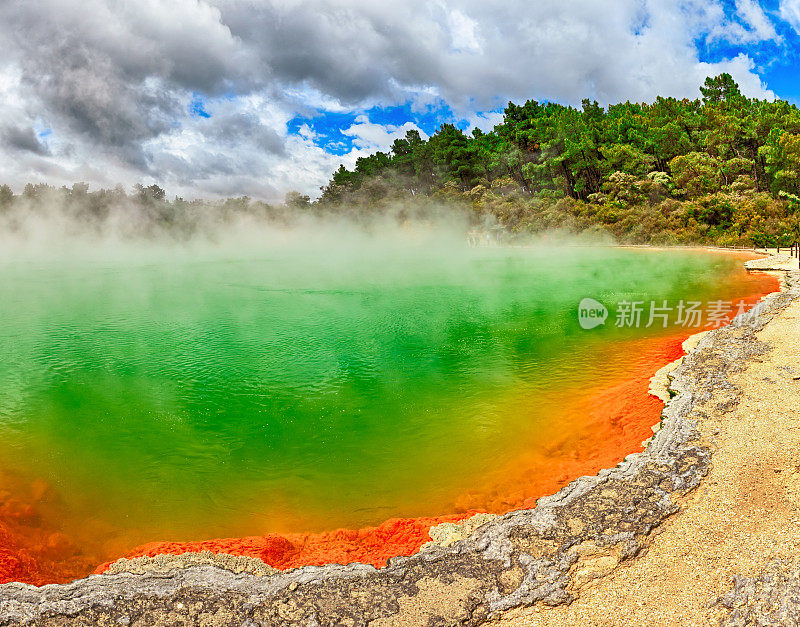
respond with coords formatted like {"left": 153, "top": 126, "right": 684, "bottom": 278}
{"left": 578, "top": 298, "right": 608, "bottom": 330}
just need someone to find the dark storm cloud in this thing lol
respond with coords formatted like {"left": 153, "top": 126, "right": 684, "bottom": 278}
{"left": 27, "top": 52, "right": 179, "bottom": 170}
{"left": 204, "top": 113, "right": 287, "bottom": 156}
{"left": 2, "top": 0, "right": 253, "bottom": 94}
{"left": 1, "top": 126, "right": 48, "bottom": 155}
{"left": 0, "top": 0, "right": 256, "bottom": 170}
{"left": 145, "top": 113, "right": 286, "bottom": 191}
{"left": 214, "top": 1, "right": 446, "bottom": 104}
{"left": 150, "top": 151, "right": 237, "bottom": 184}
{"left": 209, "top": 0, "right": 776, "bottom": 107}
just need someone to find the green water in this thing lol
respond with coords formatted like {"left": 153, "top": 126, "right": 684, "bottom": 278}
{"left": 0, "top": 237, "right": 772, "bottom": 542}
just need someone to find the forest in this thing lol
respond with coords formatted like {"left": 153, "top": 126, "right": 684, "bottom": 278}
{"left": 318, "top": 73, "right": 800, "bottom": 247}
{"left": 2, "top": 74, "right": 800, "bottom": 246}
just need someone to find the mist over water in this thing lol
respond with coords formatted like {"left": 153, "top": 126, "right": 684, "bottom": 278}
{"left": 0, "top": 209, "right": 779, "bottom": 579}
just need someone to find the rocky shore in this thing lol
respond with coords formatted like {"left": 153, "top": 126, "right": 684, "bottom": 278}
{"left": 0, "top": 262, "right": 796, "bottom": 626}
{"left": 504, "top": 266, "right": 800, "bottom": 626}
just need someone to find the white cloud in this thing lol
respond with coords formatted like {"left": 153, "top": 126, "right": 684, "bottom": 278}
{"left": 780, "top": 0, "right": 800, "bottom": 31}
{"left": 442, "top": 6, "right": 482, "bottom": 53}
{"left": 341, "top": 116, "right": 426, "bottom": 152}
{"left": 703, "top": 0, "right": 779, "bottom": 45}
{"left": 733, "top": 0, "right": 780, "bottom": 43}
{"left": 465, "top": 110, "right": 504, "bottom": 133}
{"left": 0, "top": 0, "right": 784, "bottom": 200}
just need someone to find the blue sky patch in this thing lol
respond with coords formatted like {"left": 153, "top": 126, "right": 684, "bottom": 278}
{"left": 287, "top": 111, "right": 358, "bottom": 155}
{"left": 692, "top": 0, "right": 800, "bottom": 102}
{"left": 189, "top": 95, "right": 212, "bottom": 119}
{"left": 364, "top": 101, "right": 471, "bottom": 135}
{"left": 287, "top": 100, "right": 479, "bottom": 156}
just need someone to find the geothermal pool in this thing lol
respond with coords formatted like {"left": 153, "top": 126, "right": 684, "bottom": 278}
{"left": 0, "top": 238, "right": 778, "bottom": 583}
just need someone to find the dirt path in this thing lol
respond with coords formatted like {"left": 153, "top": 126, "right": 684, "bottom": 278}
{"left": 499, "top": 281, "right": 800, "bottom": 626}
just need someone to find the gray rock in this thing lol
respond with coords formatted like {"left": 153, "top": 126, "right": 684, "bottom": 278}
{"left": 715, "top": 559, "right": 800, "bottom": 626}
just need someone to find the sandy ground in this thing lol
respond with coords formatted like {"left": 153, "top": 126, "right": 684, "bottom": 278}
{"left": 745, "top": 253, "right": 799, "bottom": 271}
{"left": 497, "top": 280, "right": 800, "bottom": 626}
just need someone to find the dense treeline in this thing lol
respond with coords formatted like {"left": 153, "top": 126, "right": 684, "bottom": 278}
{"left": 0, "top": 182, "right": 295, "bottom": 239}
{"left": 319, "top": 74, "right": 800, "bottom": 246}
{"left": 4, "top": 74, "right": 800, "bottom": 246}
{"left": 0, "top": 180, "right": 455, "bottom": 239}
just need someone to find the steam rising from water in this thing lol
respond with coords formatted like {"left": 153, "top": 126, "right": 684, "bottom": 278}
{"left": 0, "top": 185, "right": 618, "bottom": 266}
{"left": 0, "top": 193, "right": 778, "bottom": 585}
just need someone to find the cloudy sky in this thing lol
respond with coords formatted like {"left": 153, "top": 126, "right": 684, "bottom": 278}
{"left": 1, "top": 0, "right": 799, "bottom": 201}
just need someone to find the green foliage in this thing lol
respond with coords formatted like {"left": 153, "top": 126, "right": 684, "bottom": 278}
{"left": 763, "top": 131, "right": 800, "bottom": 196}
{"left": 285, "top": 191, "right": 311, "bottom": 209}
{"left": 0, "top": 184, "right": 13, "bottom": 210}
{"left": 669, "top": 152, "right": 721, "bottom": 197}
{"left": 135, "top": 183, "right": 166, "bottom": 203}
{"left": 315, "top": 73, "right": 800, "bottom": 247}
{"left": 4, "top": 74, "right": 800, "bottom": 249}
{"left": 700, "top": 73, "right": 743, "bottom": 105}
